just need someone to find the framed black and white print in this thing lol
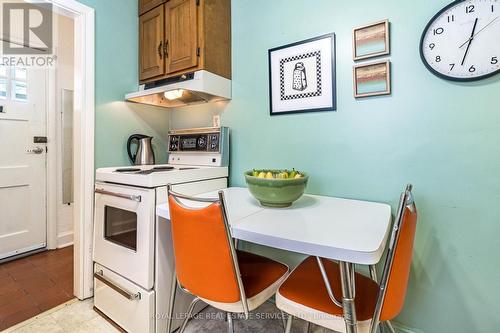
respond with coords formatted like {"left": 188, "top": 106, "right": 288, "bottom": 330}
{"left": 268, "top": 33, "right": 336, "bottom": 115}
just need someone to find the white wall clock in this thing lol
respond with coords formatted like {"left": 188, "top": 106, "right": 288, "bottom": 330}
{"left": 420, "top": 0, "right": 500, "bottom": 81}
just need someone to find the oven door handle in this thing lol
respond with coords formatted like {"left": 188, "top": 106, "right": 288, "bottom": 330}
{"left": 95, "top": 188, "right": 142, "bottom": 202}
{"left": 94, "top": 270, "right": 141, "bottom": 300}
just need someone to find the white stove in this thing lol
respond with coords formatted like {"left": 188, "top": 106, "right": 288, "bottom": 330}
{"left": 93, "top": 127, "right": 229, "bottom": 333}
{"left": 96, "top": 164, "right": 228, "bottom": 188}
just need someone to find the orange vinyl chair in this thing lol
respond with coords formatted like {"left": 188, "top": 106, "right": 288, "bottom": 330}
{"left": 166, "top": 185, "right": 290, "bottom": 333}
{"left": 276, "top": 184, "right": 418, "bottom": 333}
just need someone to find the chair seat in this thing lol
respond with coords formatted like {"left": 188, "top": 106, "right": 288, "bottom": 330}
{"left": 201, "top": 250, "right": 289, "bottom": 313}
{"left": 276, "top": 256, "right": 379, "bottom": 332}
{"left": 238, "top": 250, "right": 289, "bottom": 297}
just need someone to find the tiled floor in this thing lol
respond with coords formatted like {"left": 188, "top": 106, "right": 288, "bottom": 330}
{"left": 5, "top": 299, "right": 330, "bottom": 333}
{"left": 3, "top": 299, "right": 118, "bottom": 333}
{"left": 0, "top": 247, "right": 74, "bottom": 330}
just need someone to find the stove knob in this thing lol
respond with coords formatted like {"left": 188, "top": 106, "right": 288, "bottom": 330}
{"left": 198, "top": 137, "right": 207, "bottom": 148}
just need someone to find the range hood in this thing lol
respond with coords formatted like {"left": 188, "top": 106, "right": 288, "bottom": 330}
{"left": 125, "top": 70, "right": 231, "bottom": 108}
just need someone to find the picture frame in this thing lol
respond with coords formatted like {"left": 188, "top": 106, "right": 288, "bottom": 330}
{"left": 353, "top": 60, "right": 391, "bottom": 98}
{"left": 353, "top": 20, "right": 390, "bottom": 61}
{"left": 268, "top": 33, "right": 336, "bottom": 115}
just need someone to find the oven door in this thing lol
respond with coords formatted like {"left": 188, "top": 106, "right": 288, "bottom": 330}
{"left": 94, "top": 182, "right": 155, "bottom": 290}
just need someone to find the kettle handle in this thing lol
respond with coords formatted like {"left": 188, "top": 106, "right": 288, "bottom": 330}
{"left": 127, "top": 134, "right": 144, "bottom": 164}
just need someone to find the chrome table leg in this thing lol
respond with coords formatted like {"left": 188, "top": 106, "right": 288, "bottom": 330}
{"left": 339, "top": 261, "right": 357, "bottom": 333}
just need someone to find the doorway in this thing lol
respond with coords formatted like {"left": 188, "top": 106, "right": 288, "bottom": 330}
{"left": 0, "top": 0, "right": 95, "bottom": 302}
{"left": 0, "top": 0, "right": 95, "bottom": 315}
{"left": 0, "top": 6, "right": 79, "bottom": 329}
{"left": 0, "top": 11, "right": 75, "bottom": 261}
{"left": 0, "top": 64, "right": 48, "bottom": 260}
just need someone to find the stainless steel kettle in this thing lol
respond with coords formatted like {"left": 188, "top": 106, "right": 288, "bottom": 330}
{"left": 127, "top": 134, "right": 155, "bottom": 165}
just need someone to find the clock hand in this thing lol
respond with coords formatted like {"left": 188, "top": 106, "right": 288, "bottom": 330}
{"left": 459, "top": 16, "right": 499, "bottom": 48}
{"left": 461, "top": 18, "right": 478, "bottom": 66}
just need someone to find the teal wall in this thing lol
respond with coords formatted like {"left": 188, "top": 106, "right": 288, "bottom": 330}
{"left": 170, "top": 1, "right": 500, "bottom": 332}
{"left": 78, "top": 0, "right": 170, "bottom": 168}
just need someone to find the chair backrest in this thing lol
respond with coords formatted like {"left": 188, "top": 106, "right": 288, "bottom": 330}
{"left": 374, "top": 184, "right": 418, "bottom": 323}
{"left": 167, "top": 187, "right": 246, "bottom": 307}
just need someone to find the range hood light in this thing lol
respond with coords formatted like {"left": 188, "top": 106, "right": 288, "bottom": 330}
{"left": 125, "top": 71, "right": 231, "bottom": 108}
{"left": 164, "top": 89, "right": 184, "bottom": 100}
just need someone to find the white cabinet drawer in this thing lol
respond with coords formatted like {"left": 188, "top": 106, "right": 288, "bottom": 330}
{"left": 94, "top": 263, "right": 154, "bottom": 333}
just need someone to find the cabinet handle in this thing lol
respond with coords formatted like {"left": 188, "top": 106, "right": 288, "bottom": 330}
{"left": 164, "top": 39, "right": 169, "bottom": 58}
{"left": 158, "top": 41, "right": 163, "bottom": 59}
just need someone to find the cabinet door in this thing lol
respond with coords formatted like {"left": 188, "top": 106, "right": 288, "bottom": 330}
{"left": 165, "top": 0, "right": 198, "bottom": 74}
{"left": 139, "top": 6, "right": 165, "bottom": 81}
{"left": 139, "top": 0, "right": 165, "bottom": 15}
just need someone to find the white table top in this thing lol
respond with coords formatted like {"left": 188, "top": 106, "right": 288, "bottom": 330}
{"left": 156, "top": 187, "right": 392, "bottom": 265}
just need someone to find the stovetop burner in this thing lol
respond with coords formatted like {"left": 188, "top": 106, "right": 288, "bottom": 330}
{"left": 115, "top": 167, "right": 141, "bottom": 173}
{"left": 136, "top": 166, "right": 176, "bottom": 175}
{"left": 113, "top": 166, "right": 198, "bottom": 175}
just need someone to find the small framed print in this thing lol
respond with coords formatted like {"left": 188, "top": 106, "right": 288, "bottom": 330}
{"left": 353, "top": 60, "right": 391, "bottom": 98}
{"left": 268, "top": 33, "right": 336, "bottom": 115}
{"left": 353, "top": 20, "right": 390, "bottom": 61}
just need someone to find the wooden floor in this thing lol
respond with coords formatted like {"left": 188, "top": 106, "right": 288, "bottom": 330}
{"left": 0, "top": 246, "right": 74, "bottom": 330}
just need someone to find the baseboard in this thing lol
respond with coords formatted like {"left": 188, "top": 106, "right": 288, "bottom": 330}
{"left": 57, "top": 231, "right": 74, "bottom": 248}
{"left": 392, "top": 322, "right": 425, "bottom": 333}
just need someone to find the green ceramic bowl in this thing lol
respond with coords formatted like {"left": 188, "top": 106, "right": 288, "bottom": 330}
{"left": 244, "top": 170, "right": 309, "bottom": 208}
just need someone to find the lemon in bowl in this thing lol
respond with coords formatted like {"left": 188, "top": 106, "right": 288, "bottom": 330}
{"left": 244, "top": 169, "right": 309, "bottom": 207}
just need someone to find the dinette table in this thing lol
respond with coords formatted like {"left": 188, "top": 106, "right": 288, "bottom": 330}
{"left": 156, "top": 187, "right": 392, "bottom": 333}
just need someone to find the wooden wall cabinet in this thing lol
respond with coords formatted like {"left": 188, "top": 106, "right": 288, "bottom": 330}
{"left": 139, "top": 6, "right": 165, "bottom": 81}
{"left": 138, "top": 0, "right": 231, "bottom": 84}
{"left": 139, "top": 0, "right": 166, "bottom": 15}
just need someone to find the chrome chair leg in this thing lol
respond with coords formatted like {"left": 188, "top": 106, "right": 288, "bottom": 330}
{"left": 280, "top": 310, "right": 287, "bottom": 332}
{"left": 227, "top": 312, "right": 234, "bottom": 333}
{"left": 384, "top": 321, "right": 396, "bottom": 333}
{"left": 285, "top": 315, "right": 293, "bottom": 333}
{"left": 179, "top": 297, "right": 201, "bottom": 333}
{"left": 166, "top": 277, "right": 177, "bottom": 333}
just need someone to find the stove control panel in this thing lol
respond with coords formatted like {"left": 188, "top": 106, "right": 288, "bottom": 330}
{"left": 167, "top": 127, "right": 229, "bottom": 167}
{"left": 168, "top": 130, "right": 222, "bottom": 152}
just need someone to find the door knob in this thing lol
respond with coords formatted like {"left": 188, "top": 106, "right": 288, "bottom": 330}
{"left": 27, "top": 147, "right": 44, "bottom": 154}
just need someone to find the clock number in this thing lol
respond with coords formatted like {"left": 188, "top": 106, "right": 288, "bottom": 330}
{"left": 466, "top": 5, "right": 475, "bottom": 13}
{"left": 447, "top": 15, "right": 455, "bottom": 22}
{"left": 429, "top": 43, "right": 436, "bottom": 50}
{"left": 469, "top": 65, "right": 476, "bottom": 73}
{"left": 492, "top": 5, "right": 494, "bottom": 12}
{"left": 433, "top": 27, "right": 444, "bottom": 35}
{"left": 492, "top": 57, "right": 498, "bottom": 65}
{"left": 449, "top": 63, "right": 455, "bottom": 71}
{"left": 436, "top": 56, "right": 442, "bottom": 62}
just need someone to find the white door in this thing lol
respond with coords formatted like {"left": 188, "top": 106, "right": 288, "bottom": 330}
{"left": 0, "top": 65, "right": 48, "bottom": 260}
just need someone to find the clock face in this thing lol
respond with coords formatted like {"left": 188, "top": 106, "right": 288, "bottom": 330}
{"left": 420, "top": 0, "right": 500, "bottom": 81}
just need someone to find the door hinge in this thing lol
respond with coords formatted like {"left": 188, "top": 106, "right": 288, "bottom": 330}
{"left": 196, "top": 47, "right": 200, "bottom": 57}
